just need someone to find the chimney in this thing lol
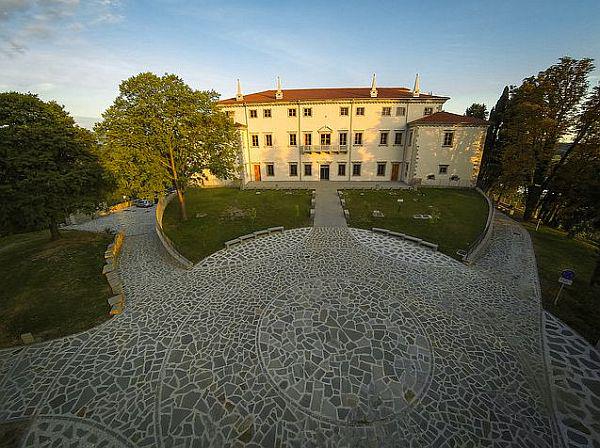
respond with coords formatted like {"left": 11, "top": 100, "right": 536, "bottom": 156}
{"left": 370, "top": 73, "right": 378, "bottom": 98}
{"left": 235, "top": 79, "right": 244, "bottom": 101}
{"left": 275, "top": 76, "right": 283, "bottom": 100}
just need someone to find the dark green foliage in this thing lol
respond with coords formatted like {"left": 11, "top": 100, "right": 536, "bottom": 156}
{"left": 0, "top": 92, "right": 111, "bottom": 239}
{"left": 465, "top": 103, "right": 488, "bottom": 120}
{"left": 477, "top": 86, "right": 509, "bottom": 191}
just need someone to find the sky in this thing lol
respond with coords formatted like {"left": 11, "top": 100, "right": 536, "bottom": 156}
{"left": 1, "top": 0, "right": 599, "bottom": 128}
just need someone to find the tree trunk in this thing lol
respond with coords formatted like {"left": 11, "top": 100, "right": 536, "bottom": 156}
{"left": 591, "top": 251, "right": 600, "bottom": 287}
{"left": 523, "top": 185, "right": 541, "bottom": 221}
{"left": 176, "top": 185, "right": 187, "bottom": 221}
{"left": 166, "top": 140, "right": 187, "bottom": 221}
{"left": 49, "top": 216, "right": 61, "bottom": 240}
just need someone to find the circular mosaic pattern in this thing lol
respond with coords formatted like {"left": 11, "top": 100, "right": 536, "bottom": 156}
{"left": 257, "top": 278, "right": 433, "bottom": 425}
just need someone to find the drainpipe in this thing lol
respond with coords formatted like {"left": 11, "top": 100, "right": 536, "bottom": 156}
{"left": 401, "top": 101, "right": 410, "bottom": 182}
{"left": 298, "top": 100, "right": 302, "bottom": 181}
{"left": 348, "top": 100, "right": 353, "bottom": 181}
{"left": 243, "top": 103, "right": 251, "bottom": 184}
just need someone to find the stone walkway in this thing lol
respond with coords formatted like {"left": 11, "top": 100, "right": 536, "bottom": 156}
{"left": 313, "top": 185, "right": 347, "bottom": 228}
{"left": 0, "top": 208, "right": 598, "bottom": 447}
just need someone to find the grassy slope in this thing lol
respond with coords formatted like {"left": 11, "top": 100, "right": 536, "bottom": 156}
{"left": 163, "top": 188, "right": 312, "bottom": 263}
{"left": 344, "top": 188, "right": 488, "bottom": 259}
{"left": 523, "top": 222, "right": 599, "bottom": 344}
{"left": 0, "top": 230, "right": 112, "bottom": 348}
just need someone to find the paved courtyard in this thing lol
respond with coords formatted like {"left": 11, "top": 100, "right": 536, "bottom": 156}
{"left": 0, "top": 207, "right": 598, "bottom": 447}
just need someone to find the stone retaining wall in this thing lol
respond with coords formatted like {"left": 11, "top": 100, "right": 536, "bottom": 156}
{"left": 462, "top": 187, "right": 495, "bottom": 264}
{"left": 103, "top": 231, "right": 126, "bottom": 315}
{"left": 155, "top": 194, "right": 194, "bottom": 269}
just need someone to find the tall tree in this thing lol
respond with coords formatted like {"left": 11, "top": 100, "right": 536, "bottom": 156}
{"left": 477, "top": 87, "right": 510, "bottom": 191}
{"left": 465, "top": 103, "right": 488, "bottom": 120}
{"left": 96, "top": 72, "right": 239, "bottom": 220}
{"left": 498, "top": 57, "right": 595, "bottom": 220}
{"left": 0, "top": 93, "right": 110, "bottom": 239}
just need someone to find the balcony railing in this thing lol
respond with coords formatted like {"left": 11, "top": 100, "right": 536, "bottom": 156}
{"left": 301, "top": 145, "right": 348, "bottom": 154}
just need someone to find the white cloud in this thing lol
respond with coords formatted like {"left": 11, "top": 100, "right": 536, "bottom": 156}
{"left": 0, "top": 0, "right": 123, "bottom": 55}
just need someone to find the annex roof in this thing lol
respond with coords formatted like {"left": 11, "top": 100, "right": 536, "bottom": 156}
{"left": 219, "top": 87, "right": 448, "bottom": 105}
{"left": 409, "top": 111, "right": 488, "bottom": 126}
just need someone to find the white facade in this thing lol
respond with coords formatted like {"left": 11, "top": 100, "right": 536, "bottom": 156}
{"left": 218, "top": 80, "right": 487, "bottom": 187}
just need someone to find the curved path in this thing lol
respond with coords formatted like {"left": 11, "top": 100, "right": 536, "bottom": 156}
{"left": 0, "top": 208, "right": 596, "bottom": 447}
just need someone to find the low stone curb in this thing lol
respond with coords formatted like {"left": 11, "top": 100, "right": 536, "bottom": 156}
{"left": 371, "top": 227, "right": 438, "bottom": 251}
{"left": 224, "top": 227, "right": 285, "bottom": 250}
{"left": 103, "top": 231, "right": 126, "bottom": 315}
{"left": 155, "top": 194, "right": 194, "bottom": 269}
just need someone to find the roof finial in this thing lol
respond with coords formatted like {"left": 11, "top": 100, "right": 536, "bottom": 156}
{"left": 413, "top": 73, "right": 420, "bottom": 97}
{"left": 275, "top": 76, "right": 283, "bottom": 99}
{"left": 370, "top": 73, "right": 378, "bottom": 98}
{"left": 236, "top": 79, "right": 244, "bottom": 101}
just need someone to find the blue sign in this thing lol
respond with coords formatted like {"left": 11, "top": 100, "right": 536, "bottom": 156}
{"left": 561, "top": 270, "right": 575, "bottom": 280}
{"left": 558, "top": 269, "right": 575, "bottom": 286}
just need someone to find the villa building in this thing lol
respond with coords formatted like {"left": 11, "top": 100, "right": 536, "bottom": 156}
{"left": 218, "top": 75, "right": 488, "bottom": 187}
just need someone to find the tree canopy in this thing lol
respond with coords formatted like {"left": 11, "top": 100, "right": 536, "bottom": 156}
{"left": 95, "top": 72, "right": 240, "bottom": 220}
{"left": 0, "top": 92, "right": 110, "bottom": 239}
{"left": 465, "top": 103, "right": 488, "bottom": 120}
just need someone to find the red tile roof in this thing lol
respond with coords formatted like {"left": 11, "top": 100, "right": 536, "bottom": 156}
{"left": 219, "top": 87, "right": 448, "bottom": 105}
{"left": 409, "top": 111, "right": 488, "bottom": 126}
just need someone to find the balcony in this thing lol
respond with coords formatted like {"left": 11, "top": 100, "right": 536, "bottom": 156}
{"left": 301, "top": 145, "right": 348, "bottom": 154}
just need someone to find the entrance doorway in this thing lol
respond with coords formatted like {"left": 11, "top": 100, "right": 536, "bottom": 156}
{"left": 253, "top": 164, "right": 261, "bottom": 181}
{"left": 320, "top": 164, "right": 330, "bottom": 180}
{"left": 391, "top": 163, "right": 400, "bottom": 181}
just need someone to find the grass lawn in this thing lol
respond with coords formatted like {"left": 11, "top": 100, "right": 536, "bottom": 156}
{"left": 522, "top": 222, "right": 599, "bottom": 344}
{"left": 344, "top": 188, "right": 489, "bottom": 259}
{"left": 0, "top": 230, "right": 112, "bottom": 348}
{"left": 163, "top": 187, "right": 312, "bottom": 263}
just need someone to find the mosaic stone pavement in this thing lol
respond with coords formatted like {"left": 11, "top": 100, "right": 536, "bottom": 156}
{"left": 0, "top": 208, "right": 598, "bottom": 447}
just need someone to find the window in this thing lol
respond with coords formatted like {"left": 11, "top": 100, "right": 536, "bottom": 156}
{"left": 289, "top": 133, "right": 297, "bottom": 146}
{"left": 320, "top": 133, "right": 331, "bottom": 145}
{"left": 340, "top": 107, "right": 349, "bottom": 116}
{"left": 251, "top": 134, "right": 259, "bottom": 147}
{"left": 450, "top": 174, "right": 460, "bottom": 181}
{"left": 352, "top": 163, "right": 361, "bottom": 176}
{"left": 304, "top": 164, "right": 312, "bottom": 176}
{"left": 394, "top": 131, "right": 403, "bottom": 145}
{"left": 339, "top": 132, "right": 347, "bottom": 146}
{"left": 249, "top": 109, "right": 258, "bottom": 118}
{"left": 265, "top": 134, "right": 273, "bottom": 147}
{"left": 354, "top": 132, "right": 363, "bottom": 145}
{"left": 304, "top": 133, "right": 312, "bottom": 146}
{"left": 289, "top": 163, "right": 298, "bottom": 177}
{"left": 303, "top": 108, "right": 312, "bottom": 117}
{"left": 396, "top": 107, "right": 406, "bottom": 116}
{"left": 266, "top": 163, "right": 275, "bottom": 176}
{"left": 427, "top": 174, "right": 436, "bottom": 180}
{"left": 225, "top": 111, "right": 234, "bottom": 118}
{"left": 439, "top": 165, "right": 449, "bottom": 174}
{"left": 424, "top": 107, "right": 433, "bottom": 116}
{"left": 382, "top": 107, "right": 391, "bottom": 116}
{"left": 356, "top": 107, "right": 365, "bottom": 116}
{"left": 263, "top": 109, "right": 272, "bottom": 118}
{"left": 408, "top": 130, "right": 414, "bottom": 146}
{"left": 288, "top": 108, "right": 296, "bottom": 117}
{"left": 379, "top": 131, "right": 389, "bottom": 146}
{"left": 338, "top": 163, "right": 346, "bottom": 176}
{"left": 377, "top": 163, "right": 386, "bottom": 176}
{"left": 443, "top": 131, "right": 454, "bottom": 147}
